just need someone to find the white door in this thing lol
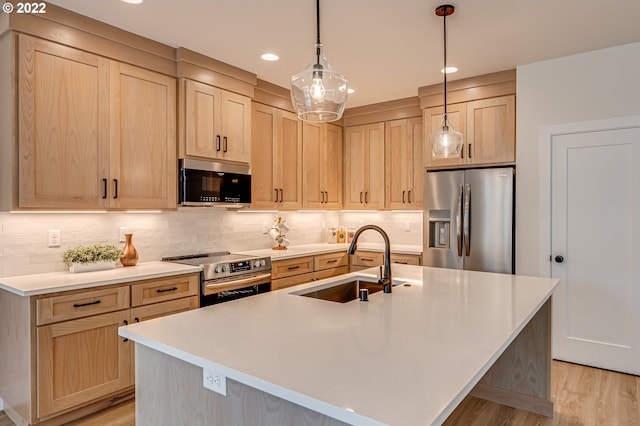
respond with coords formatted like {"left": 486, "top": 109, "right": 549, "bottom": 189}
{"left": 551, "top": 126, "right": 640, "bottom": 375}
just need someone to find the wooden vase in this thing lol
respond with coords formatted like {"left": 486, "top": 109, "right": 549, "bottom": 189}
{"left": 120, "top": 233, "right": 139, "bottom": 266}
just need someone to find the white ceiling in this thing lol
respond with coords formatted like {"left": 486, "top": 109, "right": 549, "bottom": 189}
{"left": 48, "top": 0, "right": 640, "bottom": 108}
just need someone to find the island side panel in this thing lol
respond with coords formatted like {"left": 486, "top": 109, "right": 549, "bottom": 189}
{"left": 470, "top": 297, "right": 553, "bottom": 417}
{"left": 135, "top": 344, "right": 350, "bottom": 426}
{"left": 0, "top": 290, "right": 35, "bottom": 426}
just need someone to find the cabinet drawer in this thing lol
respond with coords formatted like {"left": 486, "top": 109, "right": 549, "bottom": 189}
{"left": 131, "top": 273, "right": 199, "bottom": 307}
{"left": 37, "top": 286, "right": 130, "bottom": 326}
{"left": 271, "top": 256, "right": 314, "bottom": 279}
{"left": 272, "top": 272, "right": 315, "bottom": 291}
{"left": 314, "top": 252, "right": 348, "bottom": 271}
{"left": 131, "top": 296, "right": 199, "bottom": 322}
{"left": 315, "top": 266, "right": 349, "bottom": 280}
{"left": 390, "top": 253, "right": 421, "bottom": 266}
{"left": 351, "top": 251, "right": 384, "bottom": 267}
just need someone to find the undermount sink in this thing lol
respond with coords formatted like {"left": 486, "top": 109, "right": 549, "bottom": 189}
{"left": 294, "top": 276, "right": 390, "bottom": 303}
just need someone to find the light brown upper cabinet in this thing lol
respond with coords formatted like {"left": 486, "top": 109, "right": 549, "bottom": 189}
{"left": 183, "top": 79, "right": 251, "bottom": 164}
{"left": 302, "top": 122, "right": 343, "bottom": 209}
{"left": 385, "top": 117, "right": 423, "bottom": 209}
{"left": 423, "top": 95, "right": 515, "bottom": 168}
{"left": 251, "top": 103, "right": 302, "bottom": 209}
{"left": 344, "top": 122, "right": 385, "bottom": 210}
{"left": 18, "top": 35, "right": 177, "bottom": 209}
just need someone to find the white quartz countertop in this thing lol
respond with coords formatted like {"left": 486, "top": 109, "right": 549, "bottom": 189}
{"left": 236, "top": 242, "right": 422, "bottom": 260}
{"left": 120, "top": 265, "right": 558, "bottom": 426}
{"left": 0, "top": 261, "right": 202, "bottom": 296}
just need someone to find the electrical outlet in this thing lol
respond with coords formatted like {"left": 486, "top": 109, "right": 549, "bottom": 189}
{"left": 203, "top": 368, "right": 227, "bottom": 396}
{"left": 262, "top": 223, "right": 269, "bottom": 234}
{"left": 403, "top": 221, "right": 411, "bottom": 232}
{"left": 119, "top": 227, "right": 130, "bottom": 243}
{"left": 48, "top": 229, "right": 61, "bottom": 247}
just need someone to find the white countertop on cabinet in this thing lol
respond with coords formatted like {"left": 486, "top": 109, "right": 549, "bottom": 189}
{"left": 0, "top": 261, "right": 202, "bottom": 296}
{"left": 235, "top": 242, "right": 422, "bottom": 260}
{"left": 120, "top": 265, "right": 558, "bottom": 426}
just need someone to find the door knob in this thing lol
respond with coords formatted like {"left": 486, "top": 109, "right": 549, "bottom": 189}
{"left": 554, "top": 255, "right": 564, "bottom": 263}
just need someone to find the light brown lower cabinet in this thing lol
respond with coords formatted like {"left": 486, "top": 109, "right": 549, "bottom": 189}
{"left": 350, "top": 250, "right": 422, "bottom": 272}
{"left": 0, "top": 272, "right": 199, "bottom": 426}
{"left": 271, "top": 252, "right": 348, "bottom": 291}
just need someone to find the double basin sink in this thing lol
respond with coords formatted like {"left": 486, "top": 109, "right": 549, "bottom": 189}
{"left": 292, "top": 275, "right": 401, "bottom": 303}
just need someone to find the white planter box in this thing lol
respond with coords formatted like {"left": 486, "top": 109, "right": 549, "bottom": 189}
{"left": 68, "top": 261, "right": 116, "bottom": 273}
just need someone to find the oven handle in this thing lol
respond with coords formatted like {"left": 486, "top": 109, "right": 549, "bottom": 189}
{"left": 203, "top": 273, "right": 271, "bottom": 296}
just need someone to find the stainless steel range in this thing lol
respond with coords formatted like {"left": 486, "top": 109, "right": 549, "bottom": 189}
{"left": 162, "top": 252, "right": 271, "bottom": 306}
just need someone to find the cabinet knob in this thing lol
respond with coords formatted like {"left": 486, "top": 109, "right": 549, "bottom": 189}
{"left": 554, "top": 255, "right": 564, "bottom": 263}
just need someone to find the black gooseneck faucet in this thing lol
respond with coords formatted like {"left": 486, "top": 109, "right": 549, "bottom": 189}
{"left": 347, "top": 225, "right": 392, "bottom": 293}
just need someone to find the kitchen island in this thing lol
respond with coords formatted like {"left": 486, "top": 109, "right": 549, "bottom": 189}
{"left": 119, "top": 265, "right": 558, "bottom": 425}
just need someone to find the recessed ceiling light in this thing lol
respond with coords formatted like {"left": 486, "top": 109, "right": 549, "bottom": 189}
{"left": 347, "top": 88, "right": 355, "bottom": 94}
{"left": 121, "top": 0, "right": 144, "bottom": 3}
{"left": 441, "top": 66, "right": 458, "bottom": 74}
{"left": 261, "top": 53, "right": 279, "bottom": 62}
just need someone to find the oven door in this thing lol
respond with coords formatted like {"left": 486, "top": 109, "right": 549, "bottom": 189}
{"left": 201, "top": 273, "right": 271, "bottom": 306}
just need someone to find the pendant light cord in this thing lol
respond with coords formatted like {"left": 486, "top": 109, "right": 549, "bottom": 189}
{"left": 443, "top": 7, "right": 448, "bottom": 120}
{"left": 315, "top": 0, "right": 321, "bottom": 66}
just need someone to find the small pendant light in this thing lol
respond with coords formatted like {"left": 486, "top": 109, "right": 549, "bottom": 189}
{"left": 431, "top": 4, "right": 463, "bottom": 159}
{"left": 290, "top": 0, "right": 348, "bottom": 123}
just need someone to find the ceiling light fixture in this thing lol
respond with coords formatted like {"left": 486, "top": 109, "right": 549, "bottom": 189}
{"left": 431, "top": 4, "right": 463, "bottom": 159}
{"left": 261, "top": 53, "right": 279, "bottom": 62}
{"left": 121, "top": 0, "right": 144, "bottom": 4}
{"left": 441, "top": 66, "right": 458, "bottom": 74}
{"left": 290, "top": 0, "right": 348, "bottom": 122}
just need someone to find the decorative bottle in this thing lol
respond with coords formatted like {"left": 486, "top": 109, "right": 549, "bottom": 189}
{"left": 120, "top": 233, "right": 139, "bottom": 267}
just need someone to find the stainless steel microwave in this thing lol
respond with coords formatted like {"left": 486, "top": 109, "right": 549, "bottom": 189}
{"left": 178, "top": 159, "right": 251, "bottom": 206}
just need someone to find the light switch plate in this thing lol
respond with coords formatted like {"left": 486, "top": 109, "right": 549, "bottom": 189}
{"left": 48, "top": 230, "right": 61, "bottom": 247}
{"left": 119, "top": 227, "right": 130, "bottom": 243}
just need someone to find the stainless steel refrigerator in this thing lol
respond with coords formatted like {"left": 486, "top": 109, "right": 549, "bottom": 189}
{"left": 423, "top": 167, "right": 515, "bottom": 273}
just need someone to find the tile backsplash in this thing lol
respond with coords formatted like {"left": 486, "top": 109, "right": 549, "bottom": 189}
{"left": 0, "top": 209, "right": 422, "bottom": 277}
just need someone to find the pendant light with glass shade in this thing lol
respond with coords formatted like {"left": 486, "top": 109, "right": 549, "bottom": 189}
{"left": 431, "top": 4, "right": 463, "bottom": 159}
{"left": 290, "top": 0, "right": 348, "bottom": 122}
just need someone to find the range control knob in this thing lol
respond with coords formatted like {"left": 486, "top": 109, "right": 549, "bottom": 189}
{"left": 214, "top": 265, "right": 222, "bottom": 273}
{"left": 254, "top": 260, "right": 261, "bottom": 268}
{"left": 260, "top": 260, "right": 266, "bottom": 267}
{"left": 222, "top": 265, "right": 229, "bottom": 272}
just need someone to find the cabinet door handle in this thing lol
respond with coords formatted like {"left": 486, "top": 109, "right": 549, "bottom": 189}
{"left": 365, "top": 192, "right": 369, "bottom": 203}
{"left": 156, "top": 287, "right": 178, "bottom": 293}
{"left": 274, "top": 189, "right": 279, "bottom": 202}
{"left": 123, "top": 319, "right": 129, "bottom": 341}
{"left": 134, "top": 317, "right": 140, "bottom": 323}
{"left": 73, "top": 300, "right": 101, "bottom": 308}
{"left": 279, "top": 188, "right": 283, "bottom": 202}
{"left": 402, "top": 190, "right": 406, "bottom": 203}
{"left": 468, "top": 143, "right": 472, "bottom": 158}
{"left": 324, "top": 191, "right": 328, "bottom": 203}
{"left": 102, "top": 178, "right": 107, "bottom": 199}
{"left": 287, "top": 265, "right": 300, "bottom": 270}
{"left": 113, "top": 179, "right": 118, "bottom": 199}
{"left": 360, "top": 192, "right": 363, "bottom": 203}
{"left": 408, "top": 190, "right": 412, "bottom": 203}
{"left": 216, "top": 135, "right": 221, "bottom": 151}
{"left": 223, "top": 136, "right": 228, "bottom": 153}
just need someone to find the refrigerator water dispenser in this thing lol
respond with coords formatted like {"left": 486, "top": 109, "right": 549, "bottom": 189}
{"left": 428, "top": 210, "right": 450, "bottom": 249}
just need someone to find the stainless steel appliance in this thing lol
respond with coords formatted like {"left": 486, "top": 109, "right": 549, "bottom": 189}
{"left": 179, "top": 158, "right": 251, "bottom": 206}
{"left": 423, "top": 167, "right": 514, "bottom": 273}
{"left": 162, "top": 252, "right": 271, "bottom": 306}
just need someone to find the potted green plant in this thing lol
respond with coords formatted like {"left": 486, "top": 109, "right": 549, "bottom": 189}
{"left": 62, "top": 244, "right": 120, "bottom": 273}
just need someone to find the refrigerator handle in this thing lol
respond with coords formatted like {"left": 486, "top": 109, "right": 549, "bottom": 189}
{"left": 464, "top": 183, "right": 471, "bottom": 257}
{"left": 456, "top": 184, "right": 463, "bottom": 257}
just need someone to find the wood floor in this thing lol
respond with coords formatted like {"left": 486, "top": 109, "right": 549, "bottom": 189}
{"left": 1, "top": 361, "right": 638, "bottom": 425}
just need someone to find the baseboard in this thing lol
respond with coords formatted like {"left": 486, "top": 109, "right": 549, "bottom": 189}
{"left": 470, "top": 383, "right": 554, "bottom": 417}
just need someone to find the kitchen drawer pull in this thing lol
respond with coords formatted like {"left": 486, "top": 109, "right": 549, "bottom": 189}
{"left": 327, "top": 259, "right": 338, "bottom": 264}
{"left": 72, "top": 300, "right": 101, "bottom": 308}
{"left": 134, "top": 317, "right": 140, "bottom": 323}
{"left": 156, "top": 287, "right": 178, "bottom": 293}
{"left": 287, "top": 265, "right": 300, "bottom": 270}
{"left": 361, "top": 258, "right": 375, "bottom": 262}
{"left": 102, "top": 178, "right": 107, "bottom": 199}
{"left": 223, "top": 136, "right": 228, "bottom": 153}
{"left": 113, "top": 179, "right": 118, "bottom": 199}
{"left": 394, "top": 261, "right": 409, "bottom": 265}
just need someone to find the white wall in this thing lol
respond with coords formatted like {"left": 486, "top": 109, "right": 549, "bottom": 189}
{"left": 516, "top": 41, "right": 640, "bottom": 276}
{"left": 0, "top": 209, "right": 421, "bottom": 278}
